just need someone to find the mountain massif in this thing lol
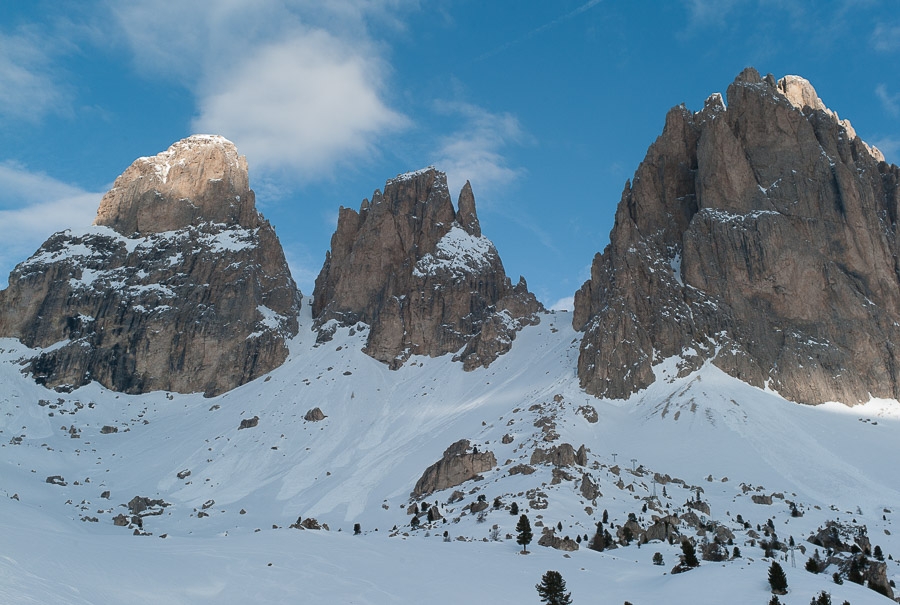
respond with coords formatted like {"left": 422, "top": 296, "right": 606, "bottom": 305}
{"left": 574, "top": 68, "right": 900, "bottom": 405}
{"left": 0, "top": 135, "right": 301, "bottom": 396}
{"left": 3, "top": 69, "right": 900, "bottom": 604}
{"left": 312, "top": 167, "right": 542, "bottom": 370}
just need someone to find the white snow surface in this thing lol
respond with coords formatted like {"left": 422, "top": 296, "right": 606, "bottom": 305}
{"left": 1, "top": 302, "right": 899, "bottom": 604}
{"left": 413, "top": 224, "right": 496, "bottom": 280}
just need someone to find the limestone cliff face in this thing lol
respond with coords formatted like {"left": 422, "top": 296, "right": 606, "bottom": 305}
{"left": 312, "top": 167, "right": 542, "bottom": 369}
{"left": 574, "top": 68, "right": 900, "bottom": 405}
{"left": 0, "top": 135, "right": 301, "bottom": 396}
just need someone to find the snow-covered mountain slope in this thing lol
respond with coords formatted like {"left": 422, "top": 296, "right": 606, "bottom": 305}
{"left": 2, "top": 300, "right": 900, "bottom": 603}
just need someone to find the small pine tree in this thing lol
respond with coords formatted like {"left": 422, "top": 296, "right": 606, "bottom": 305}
{"left": 832, "top": 571, "right": 843, "bottom": 585}
{"left": 681, "top": 538, "right": 699, "bottom": 568}
{"left": 810, "top": 591, "right": 831, "bottom": 605}
{"left": 732, "top": 546, "right": 741, "bottom": 558}
{"left": 769, "top": 596, "right": 782, "bottom": 605}
{"left": 768, "top": 561, "right": 788, "bottom": 594}
{"left": 353, "top": 522, "right": 361, "bottom": 535}
{"left": 805, "top": 557, "right": 819, "bottom": 573}
{"left": 874, "top": 544, "right": 884, "bottom": 561}
{"left": 602, "top": 509, "right": 608, "bottom": 524}
{"left": 535, "top": 570, "right": 573, "bottom": 605}
{"left": 516, "top": 514, "right": 533, "bottom": 554}
{"left": 652, "top": 552, "right": 664, "bottom": 566}
{"left": 510, "top": 502, "right": 519, "bottom": 515}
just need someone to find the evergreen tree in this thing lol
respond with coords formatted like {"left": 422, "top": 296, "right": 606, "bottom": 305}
{"left": 769, "top": 596, "right": 782, "bottom": 605}
{"left": 805, "top": 557, "right": 820, "bottom": 573}
{"left": 810, "top": 591, "right": 831, "bottom": 605}
{"left": 832, "top": 572, "right": 843, "bottom": 585}
{"left": 768, "top": 561, "right": 788, "bottom": 595}
{"left": 681, "top": 538, "right": 699, "bottom": 568}
{"left": 353, "top": 522, "right": 361, "bottom": 535}
{"left": 874, "top": 544, "right": 884, "bottom": 561}
{"left": 732, "top": 546, "right": 741, "bottom": 558}
{"left": 516, "top": 514, "right": 533, "bottom": 554}
{"left": 652, "top": 552, "right": 664, "bottom": 566}
{"left": 602, "top": 509, "right": 608, "bottom": 524}
{"left": 535, "top": 570, "right": 573, "bottom": 605}
{"left": 510, "top": 502, "right": 519, "bottom": 515}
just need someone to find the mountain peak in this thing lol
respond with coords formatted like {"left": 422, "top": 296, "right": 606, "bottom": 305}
{"left": 574, "top": 69, "right": 900, "bottom": 405}
{"left": 94, "top": 134, "right": 257, "bottom": 236}
{"left": 313, "top": 168, "right": 542, "bottom": 369}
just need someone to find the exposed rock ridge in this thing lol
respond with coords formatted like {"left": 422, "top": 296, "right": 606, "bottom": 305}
{"left": 574, "top": 67, "right": 900, "bottom": 405}
{"left": 312, "top": 167, "right": 543, "bottom": 369}
{"left": 0, "top": 135, "right": 301, "bottom": 396}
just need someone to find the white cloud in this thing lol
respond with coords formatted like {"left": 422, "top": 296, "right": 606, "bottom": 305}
{"left": 0, "top": 163, "right": 102, "bottom": 287}
{"left": 432, "top": 101, "right": 528, "bottom": 199}
{"left": 876, "top": 84, "right": 900, "bottom": 116}
{"left": 0, "top": 29, "right": 70, "bottom": 122}
{"left": 193, "top": 32, "right": 407, "bottom": 177}
{"left": 108, "top": 0, "right": 410, "bottom": 179}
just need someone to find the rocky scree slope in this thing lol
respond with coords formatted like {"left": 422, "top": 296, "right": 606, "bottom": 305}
{"left": 313, "top": 167, "right": 543, "bottom": 370}
{"left": 0, "top": 135, "right": 301, "bottom": 396}
{"left": 574, "top": 68, "right": 900, "bottom": 405}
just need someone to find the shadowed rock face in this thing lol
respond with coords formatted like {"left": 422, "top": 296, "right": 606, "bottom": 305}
{"left": 574, "top": 68, "right": 900, "bottom": 405}
{"left": 0, "top": 135, "right": 301, "bottom": 396}
{"left": 312, "top": 167, "right": 543, "bottom": 370}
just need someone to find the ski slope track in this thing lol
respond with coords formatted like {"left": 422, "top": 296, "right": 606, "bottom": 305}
{"left": 2, "top": 301, "right": 900, "bottom": 604}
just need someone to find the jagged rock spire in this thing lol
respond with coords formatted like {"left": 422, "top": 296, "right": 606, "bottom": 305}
{"left": 313, "top": 167, "right": 542, "bottom": 369}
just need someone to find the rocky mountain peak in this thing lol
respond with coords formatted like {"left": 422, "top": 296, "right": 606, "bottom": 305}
{"left": 574, "top": 68, "right": 900, "bottom": 405}
{"left": 313, "top": 167, "right": 542, "bottom": 369}
{"left": 94, "top": 134, "right": 259, "bottom": 235}
{"left": 0, "top": 136, "right": 300, "bottom": 396}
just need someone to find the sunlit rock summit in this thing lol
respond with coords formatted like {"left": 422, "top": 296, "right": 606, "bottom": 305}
{"left": 574, "top": 68, "right": 900, "bottom": 405}
{"left": 0, "top": 135, "right": 301, "bottom": 396}
{"left": 313, "top": 167, "right": 543, "bottom": 370}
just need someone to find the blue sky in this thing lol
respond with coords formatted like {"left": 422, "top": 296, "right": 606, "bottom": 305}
{"left": 1, "top": 1, "right": 898, "bottom": 310}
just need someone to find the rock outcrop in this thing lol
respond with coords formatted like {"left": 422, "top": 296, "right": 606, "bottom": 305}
{"left": 574, "top": 68, "right": 900, "bottom": 404}
{"left": 411, "top": 439, "right": 496, "bottom": 497}
{"left": 313, "top": 168, "right": 542, "bottom": 369}
{"left": 0, "top": 135, "right": 301, "bottom": 396}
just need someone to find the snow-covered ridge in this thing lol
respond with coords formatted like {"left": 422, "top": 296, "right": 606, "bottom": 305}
{"left": 413, "top": 224, "right": 496, "bottom": 280}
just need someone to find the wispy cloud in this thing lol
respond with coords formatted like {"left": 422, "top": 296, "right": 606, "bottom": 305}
{"left": 871, "top": 136, "right": 900, "bottom": 164}
{"left": 108, "top": 0, "right": 411, "bottom": 179}
{"left": 872, "top": 22, "right": 900, "bottom": 52}
{"left": 876, "top": 84, "right": 900, "bottom": 116}
{"left": 476, "top": 0, "right": 604, "bottom": 62}
{"left": 193, "top": 32, "right": 407, "bottom": 177}
{"left": 432, "top": 101, "right": 528, "bottom": 200}
{"left": 0, "top": 28, "right": 71, "bottom": 122}
{"left": 0, "top": 163, "right": 102, "bottom": 287}
{"left": 550, "top": 296, "right": 575, "bottom": 312}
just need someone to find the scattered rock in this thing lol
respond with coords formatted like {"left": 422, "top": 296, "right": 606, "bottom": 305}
{"left": 304, "top": 407, "right": 326, "bottom": 422}
{"left": 412, "top": 439, "right": 496, "bottom": 497}
{"left": 538, "top": 527, "right": 579, "bottom": 551}
{"left": 176, "top": 469, "right": 191, "bottom": 479}
{"left": 45, "top": 475, "right": 67, "bottom": 486}
{"left": 239, "top": 416, "right": 259, "bottom": 430}
{"left": 100, "top": 425, "right": 118, "bottom": 434}
{"left": 530, "top": 443, "right": 587, "bottom": 467}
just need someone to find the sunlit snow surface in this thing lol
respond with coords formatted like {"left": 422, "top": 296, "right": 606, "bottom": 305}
{"left": 1, "top": 301, "right": 899, "bottom": 604}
